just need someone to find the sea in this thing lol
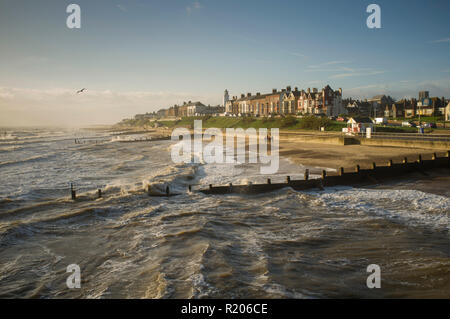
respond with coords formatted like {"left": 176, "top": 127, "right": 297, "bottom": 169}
{"left": 0, "top": 128, "right": 449, "bottom": 298}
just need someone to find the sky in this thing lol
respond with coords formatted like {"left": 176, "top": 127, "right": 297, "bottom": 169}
{"left": 0, "top": 0, "right": 449, "bottom": 126}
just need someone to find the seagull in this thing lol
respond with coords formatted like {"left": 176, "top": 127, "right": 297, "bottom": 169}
{"left": 76, "top": 88, "right": 86, "bottom": 94}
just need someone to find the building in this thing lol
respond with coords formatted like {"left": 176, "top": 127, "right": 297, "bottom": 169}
{"left": 223, "top": 89, "right": 229, "bottom": 108}
{"left": 404, "top": 99, "right": 417, "bottom": 118}
{"left": 223, "top": 84, "right": 344, "bottom": 117}
{"left": 281, "top": 87, "right": 301, "bottom": 114}
{"left": 385, "top": 99, "right": 413, "bottom": 119}
{"left": 346, "top": 117, "right": 374, "bottom": 134}
{"left": 167, "top": 105, "right": 179, "bottom": 117}
{"left": 156, "top": 109, "right": 167, "bottom": 118}
{"left": 346, "top": 100, "right": 372, "bottom": 117}
{"left": 225, "top": 99, "right": 234, "bottom": 114}
{"left": 367, "top": 95, "right": 395, "bottom": 117}
{"left": 445, "top": 102, "right": 450, "bottom": 121}
{"left": 418, "top": 91, "right": 429, "bottom": 100}
{"left": 298, "top": 85, "right": 345, "bottom": 116}
{"left": 185, "top": 101, "right": 208, "bottom": 116}
{"left": 416, "top": 96, "right": 444, "bottom": 117}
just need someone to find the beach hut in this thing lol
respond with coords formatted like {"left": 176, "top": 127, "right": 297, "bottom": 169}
{"left": 347, "top": 117, "right": 374, "bottom": 134}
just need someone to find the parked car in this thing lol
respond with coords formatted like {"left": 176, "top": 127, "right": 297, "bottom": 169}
{"left": 402, "top": 121, "right": 416, "bottom": 127}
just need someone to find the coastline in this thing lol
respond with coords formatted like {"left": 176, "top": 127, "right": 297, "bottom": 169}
{"left": 114, "top": 124, "right": 448, "bottom": 172}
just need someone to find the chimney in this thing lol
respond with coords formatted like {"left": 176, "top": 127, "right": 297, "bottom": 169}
{"left": 241, "top": 94, "right": 245, "bottom": 98}
{"left": 281, "top": 89, "right": 286, "bottom": 92}
{"left": 272, "top": 89, "right": 277, "bottom": 93}
{"left": 247, "top": 93, "right": 251, "bottom": 97}
{"left": 256, "top": 92, "right": 261, "bottom": 96}
{"left": 286, "top": 86, "right": 291, "bottom": 92}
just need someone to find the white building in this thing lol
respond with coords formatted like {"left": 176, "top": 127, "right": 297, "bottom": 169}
{"left": 186, "top": 101, "right": 208, "bottom": 117}
{"left": 445, "top": 102, "right": 450, "bottom": 121}
{"left": 346, "top": 117, "right": 374, "bottom": 134}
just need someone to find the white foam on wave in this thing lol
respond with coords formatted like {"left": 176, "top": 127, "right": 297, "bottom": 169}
{"left": 310, "top": 187, "right": 450, "bottom": 231}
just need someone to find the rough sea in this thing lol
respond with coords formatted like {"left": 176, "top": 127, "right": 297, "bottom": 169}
{"left": 0, "top": 128, "right": 449, "bottom": 298}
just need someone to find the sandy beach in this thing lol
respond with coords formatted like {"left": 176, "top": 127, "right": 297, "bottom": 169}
{"left": 279, "top": 138, "right": 445, "bottom": 170}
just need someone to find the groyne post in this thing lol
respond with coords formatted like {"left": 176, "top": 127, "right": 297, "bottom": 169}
{"left": 372, "top": 162, "right": 376, "bottom": 170}
{"left": 356, "top": 165, "right": 360, "bottom": 173}
{"left": 267, "top": 178, "right": 271, "bottom": 185}
{"left": 388, "top": 159, "right": 393, "bottom": 167}
{"left": 286, "top": 176, "right": 291, "bottom": 183}
{"left": 403, "top": 157, "right": 408, "bottom": 164}
{"left": 418, "top": 154, "right": 423, "bottom": 164}
{"left": 304, "top": 169, "right": 309, "bottom": 181}
{"left": 98, "top": 189, "right": 102, "bottom": 198}
{"left": 71, "top": 183, "right": 76, "bottom": 200}
{"left": 166, "top": 186, "right": 170, "bottom": 196}
{"left": 322, "top": 170, "right": 327, "bottom": 179}
{"left": 188, "top": 185, "right": 192, "bottom": 192}
{"left": 339, "top": 167, "right": 344, "bottom": 176}
{"left": 432, "top": 153, "right": 437, "bottom": 160}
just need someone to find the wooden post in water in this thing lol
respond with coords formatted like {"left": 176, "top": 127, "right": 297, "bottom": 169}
{"left": 98, "top": 189, "right": 102, "bottom": 198}
{"left": 71, "top": 183, "right": 76, "bottom": 200}
{"left": 432, "top": 153, "right": 437, "bottom": 160}
{"left": 286, "top": 176, "right": 291, "bottom": 183}
{"left": 166, "top": 186, "right": 170, "bottom": 196}
{"left": 322, "top": 170, "right": 327, "bottom": 179}
{"left": 388, "top": 159, "right": 393, "bottom": 167}
{"left": 356, "top": 165, "right": 360, "bottom": 173}
{"left": 267, "top": 178, "right": 271, "bottom": 185}
{"left": 304, "top": 169, "right": 309, "bottom": 181}
{"left": 339, "top": 167, "right": 344, "bottom": 176}
{"left": 188, "top": 185, "right": 192, "bottom": 192}
{"left": 209, "top": 184, "right": 213, "bottom": 190}
{"left": 372, "top": 162, "right": 377, "bottom": 170}
{"left": 418, "top": 154, "right": 422, "bottom": 164}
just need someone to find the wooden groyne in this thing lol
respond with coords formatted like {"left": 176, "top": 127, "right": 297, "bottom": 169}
{"left": 198, "top": 151, "right": 450, "bottom": 195}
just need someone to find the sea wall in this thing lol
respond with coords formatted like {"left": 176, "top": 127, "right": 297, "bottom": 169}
{"left": 282, "top": 135, "right": 358, "bottom": 145}
{"left": 358, "top": 137, "right": 450, "bottom": 150}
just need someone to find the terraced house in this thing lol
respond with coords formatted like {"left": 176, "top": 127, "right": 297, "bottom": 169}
{"left": 297, "top": 85, "right": 344, "bottom": 116}
{"left": 225, "top": 85, "right": 345, "bottom": 117}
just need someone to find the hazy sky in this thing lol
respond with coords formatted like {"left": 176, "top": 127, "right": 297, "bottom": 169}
{"left": 1, "top": 0, "right": 449, "bottom": 126}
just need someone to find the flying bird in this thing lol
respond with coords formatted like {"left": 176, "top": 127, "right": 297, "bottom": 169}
{"left": 76, "top": 88, "right": 86, "bottom": 94}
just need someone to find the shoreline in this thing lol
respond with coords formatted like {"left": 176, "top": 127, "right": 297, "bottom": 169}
{"left": 108, "top": 125, "right": 450, "bottom": 183}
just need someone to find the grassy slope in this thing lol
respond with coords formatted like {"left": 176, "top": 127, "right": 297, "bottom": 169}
{"left": 122, "top": 116, "right": 436, "bottom": 133}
